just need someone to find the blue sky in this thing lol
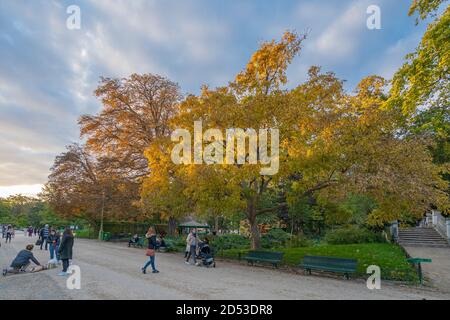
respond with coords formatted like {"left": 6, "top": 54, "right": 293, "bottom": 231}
{"left": 0, "top": 0, "right": 434, "bottom": 196}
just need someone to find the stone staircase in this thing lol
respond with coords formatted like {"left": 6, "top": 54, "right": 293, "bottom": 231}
{"left": 398, "top": 227, "right": 449, "bottom": 247}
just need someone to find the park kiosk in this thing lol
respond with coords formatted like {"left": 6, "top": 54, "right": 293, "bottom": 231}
{"left": 178, "top": 220, "right": 210, "bottom": 235}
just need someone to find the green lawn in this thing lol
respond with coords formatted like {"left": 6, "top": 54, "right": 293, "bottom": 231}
{"left": 218, "top": 243, "right": 418, "bottom": 283}
{"left": 73, "top": 229, "right": 96, "bottom": 239}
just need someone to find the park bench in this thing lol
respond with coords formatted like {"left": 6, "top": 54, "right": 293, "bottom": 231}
{"left": 407, "top": 258, "right": 432, "bottom": 285}
{"left": 157, "top": 238, "right": 177, "bottom": 252}
{"left": 130, "top": 237, "right": 145, "bottom": 248}
{"left": 109, "top": 233, "right": 130, "bottom": 242}
{"left": 244, "top": 251, "right": 284, "bottom": 268}
{"left": 298, "top": 256, "right": 357, "bottom": 279}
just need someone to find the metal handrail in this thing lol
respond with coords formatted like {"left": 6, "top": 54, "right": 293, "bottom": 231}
{"left": 433, "top": 211, "right": 448, "bottom": 239}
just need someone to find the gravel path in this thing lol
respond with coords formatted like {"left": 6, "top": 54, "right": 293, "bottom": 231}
{"left": 1, "top": 232, "right": 449, "bottom": 300}
{"left": 403, "top": 246, "right": 450, "bottom": 294}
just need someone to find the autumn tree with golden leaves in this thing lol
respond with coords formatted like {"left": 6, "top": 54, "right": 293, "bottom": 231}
{"left": 141, "top": 32, "right": 448, "bottom": 249}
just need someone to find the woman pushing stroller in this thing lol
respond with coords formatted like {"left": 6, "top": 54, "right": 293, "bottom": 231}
{"left": 196, "top": 238, "right": 215, "bottom": 268}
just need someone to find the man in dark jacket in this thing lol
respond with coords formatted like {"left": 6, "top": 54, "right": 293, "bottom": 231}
{"left": 2, "top": 244, "right": 41, "bottom": 276}
{"left": 39, "top": 224, "right": 50, "bottom": 250}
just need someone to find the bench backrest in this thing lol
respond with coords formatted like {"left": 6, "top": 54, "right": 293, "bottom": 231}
{"left": 302, "top": 255, "right": 357, "bottom": 270}
{"left": 247, "top": 251, "right": 284, "bottom": 261}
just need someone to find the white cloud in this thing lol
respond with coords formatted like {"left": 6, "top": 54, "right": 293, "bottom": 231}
{"left": 0, "top": 0, "right": 233, "bottom": 190}
{"left": 313, "top": 1, "right": 369, "bottom": 59}
{"left": 0, "top": 0, "right": 429, "bottom": 192}
{"left": 0, "top": 184, "right": 43, "bottom": 198}
{"left": 88, "top": 0, "right": 229, "bottom": 64}
{"left": 375, "top": 31, "right": 422, "bottom": 80}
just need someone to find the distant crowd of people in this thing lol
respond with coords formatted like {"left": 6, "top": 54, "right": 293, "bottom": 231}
{"left": 1, "top": 224, "right": 75, "bottom": 277}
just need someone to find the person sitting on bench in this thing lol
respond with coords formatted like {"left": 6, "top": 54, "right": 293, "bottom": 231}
{"left": 158, "top": 236, "right": 166, "bottom": 248}
{"left": 2, "top": 244, "right": 41, "bottom": 276}
{"left": 128, "top": 234, "right": 140, "bottom": 247}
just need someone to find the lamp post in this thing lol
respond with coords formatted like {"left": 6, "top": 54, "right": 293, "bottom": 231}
{"left": 98, "top": 190, "right": 105, "bottom": 241}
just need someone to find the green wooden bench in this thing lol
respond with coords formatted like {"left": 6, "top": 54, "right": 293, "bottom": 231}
{"left": 244, "top": 251, "right": 284, "bottom": 268}
{"left": 137, "top": 237, "right": 145, "bottom": 248}
{"left": 110, "top": 233, "right": 130, "bottom": 242}
{"left": 129, "top": 237, "right": 145, "bottom": 248}
{"left": 299, "top": 256, "right": 358, "bottom": 279}
{"left": 407, "top": 258, "right": 432, "bottom": 285}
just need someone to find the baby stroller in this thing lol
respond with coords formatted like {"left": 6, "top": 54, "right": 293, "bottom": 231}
{"left": 196, "top": 242, "right": 216, "bottom": 268}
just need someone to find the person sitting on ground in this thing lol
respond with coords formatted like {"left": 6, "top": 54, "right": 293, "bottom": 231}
{"left": 2, "top": 244, "right": 41, "bottom": 276}
{"left": 128, "top": 234, "right": 140, "bottom": 247}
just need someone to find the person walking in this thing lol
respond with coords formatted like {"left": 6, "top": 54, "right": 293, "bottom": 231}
{"left": 54, "top": 230, "right": 62, "bottom": 263}
{"left": 185, "top": 228, "right": 199, "bottom": 266}
{"left": 48, "top": 229, "right": 61, "bottom": 262}
{"left": 58, "top": 227, "right": 74, "bottom": 276}
{"left": 39, "top": 224, "right": 50, "bottom": 250}
{"left": 184, "top": 230, "right": 192, "bottom": 259}
{"left": 2, "top": 244, "right": 41, "bottom": 276}
{"left": 5, "top": 225, "right": 13, "bottom": 244}
{"left": 141, "top": 227, "right": 159, "bottom": 274}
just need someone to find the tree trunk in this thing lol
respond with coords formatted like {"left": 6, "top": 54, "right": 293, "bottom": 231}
{"left": 247, "top": 198, "right": 261, "bottom": 250}
{"left": 290, "top": 216, "right": 294, "bottom": 236}
{"left": 214, "top": 215, "right": 219, "bottom": 233}
{"left": 168, "top": 216, "right": 177, "bottom": 236}
{"left": 249, "top": 216, "right": 261, "bottom": 250}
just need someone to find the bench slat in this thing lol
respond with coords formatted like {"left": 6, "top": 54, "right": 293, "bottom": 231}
{"left": 244, "top": 251, "right": 283, "bottom": 267}
{"left": 246, "top": 258, "right": 280, "bottom": 263}
{"left": 300, "top": 264, "right": 356, "bottom": 273}
{"left": 299, "top": 255, "right": 358, "bottom": 278}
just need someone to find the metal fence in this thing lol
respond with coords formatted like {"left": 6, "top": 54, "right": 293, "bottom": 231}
{"left": 433, "top": 211, "right": 448, "bottom": 239}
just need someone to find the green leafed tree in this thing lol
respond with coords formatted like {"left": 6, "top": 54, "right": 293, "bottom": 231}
{"left": 408, "top": 0, "right": 447, "bottom": 22}
{"left": 388, "top": 0, "right": 450, "bottom": 211}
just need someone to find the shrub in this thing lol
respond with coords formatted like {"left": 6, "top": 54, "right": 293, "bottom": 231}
{"left": 261, "top": 228, "right": 291, "bottom": 248}
{"left": 286, "top": 234, "right": 313, "bottom": 248}
{"left": 163, "top": 236, "right": 186, "bottom": 252}
{"left": 161, "top": 238, "right": 180, "bottom": 252}
{"left": 212, "top": 230, "right": 312, "bottom": 253}
{"left": 74, "top": 229, "right": 95, "bottom": 239}
{"left": 210, "top": 234, "right": 250, "bottom": 252}
{"left": 324, "top": 226, "right": 385, "bottom": 245}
